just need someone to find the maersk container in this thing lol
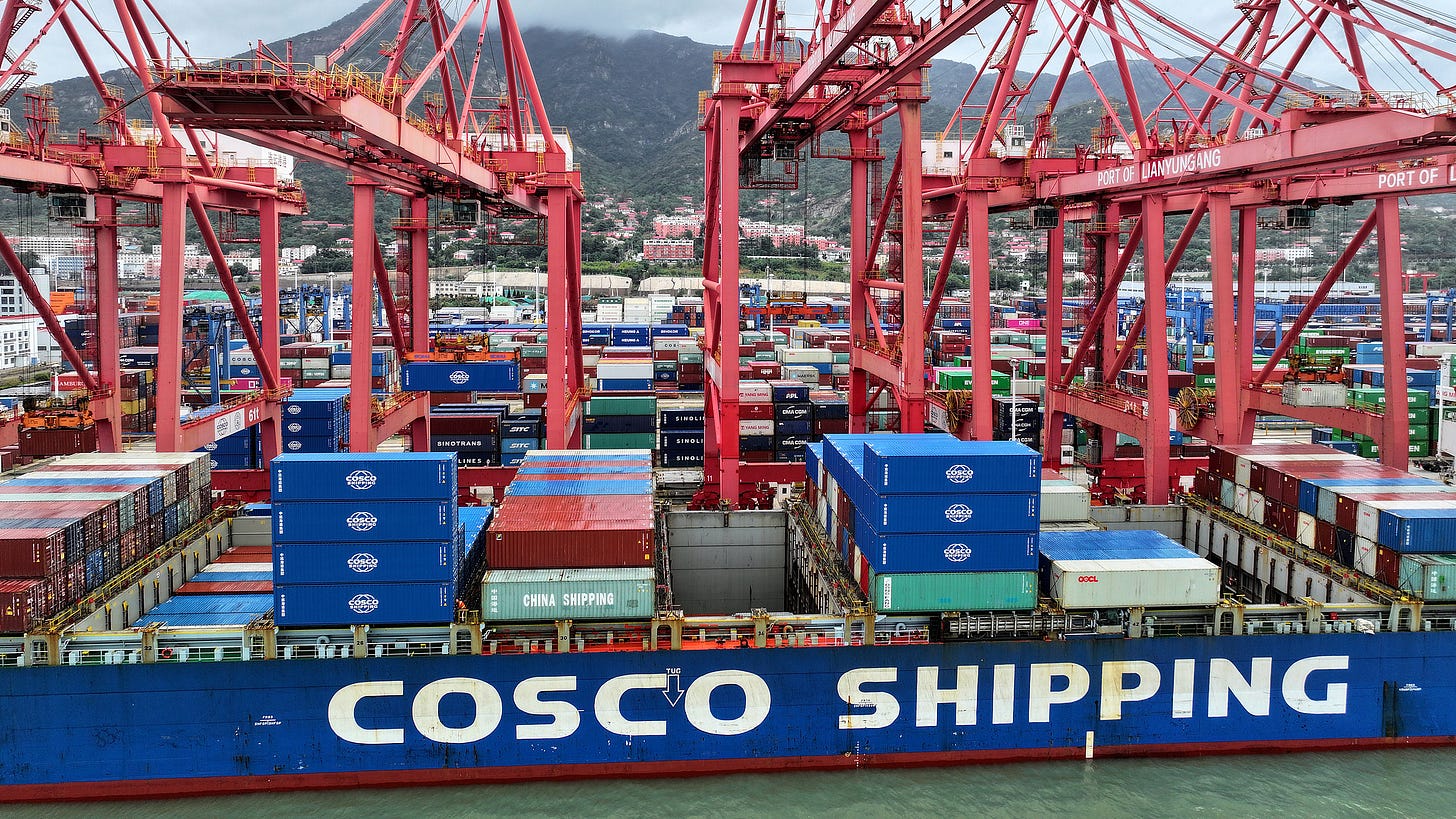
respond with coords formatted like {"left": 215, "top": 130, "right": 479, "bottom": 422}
{"left": 1048, "top": 557, "right": 1220, "bottom": 608}
{"left": 272, "top": 501, "right": 458, "bottom": 543}
{"left": 480, "top": 568, "right": 655, "bottom": 622}
{"left": 866, "top": 567, "right": 1037, "bottom": 612}
{"left": 271, "top": 453, "right": 456, "bottom": 501}
{"left": 858, "top": 436, "right": 1040, "bottom": 495}
{"left": 274, "top": 542, "right": 460, "bottom": 584}
{"left": 851, "top": 516, "right": 1039, "bottom": 573}
{"left": 1397, "top": 554, "right": 1456, "bottom": 601}
{"left": 274, "top": 581, "right": 456, "bottom": 626}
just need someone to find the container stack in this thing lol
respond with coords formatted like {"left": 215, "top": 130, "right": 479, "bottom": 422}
{"left": 659, "top": 406, "right": 705, "bottom": 467}
{"left": 279, "top": 388, "right": 348, "bottom": 454}
{"left": 330, "top": 346, "right": 402, "bottom": 394}
{"left": 430, "top": 402, "right": 506, "bottom": 466}
{"left": 1039, "top": 530, "right": 1220, "bottom": 609}
{"left": 485, "top": 450, "right": 655, "bottom": 570}
{"left": 0, "top": 452, "right": 213, "bottom": 632}
{"left": 1192, "top": 443, "right": 1456, "bottom": 597}
{"left": 815, "top": 434, "right": 1041, "bottom": 613}
{"left": 584, "top": 395, "right": 657, "bottom": 450}
{"left": 271, "top": 453, "right": 463, "bottom": 626}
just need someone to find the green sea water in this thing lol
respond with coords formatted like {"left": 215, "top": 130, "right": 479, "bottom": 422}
{"left": 10, "top": 749, "right": 1456, "bottom": 818}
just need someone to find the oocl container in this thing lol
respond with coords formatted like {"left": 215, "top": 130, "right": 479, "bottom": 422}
{"left": 1048, "top": 557, "right": 1220, "bottom": 608}
{"left": 481, "top": 568, "right": 655, "bottom": 621}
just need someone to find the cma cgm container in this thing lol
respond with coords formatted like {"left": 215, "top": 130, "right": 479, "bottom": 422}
{"left": 270, "top": 452, "right": 456, "bottom": 501}
{"left": 480, "top": 568, "right": 655, "bottom": 622}
{"left": 274, "top": 542, "right": 460, "bottom": 584}
{"left": 275, "top": 582, "right": 456, "bottom": 627}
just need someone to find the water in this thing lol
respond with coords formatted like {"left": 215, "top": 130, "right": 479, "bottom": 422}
{"left": 9, "top": 749, "right": 1455, "bottom": 818}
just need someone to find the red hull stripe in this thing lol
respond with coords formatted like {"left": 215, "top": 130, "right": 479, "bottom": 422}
{"left": 5, "top": 734, "right": 1455, "bottom": 804}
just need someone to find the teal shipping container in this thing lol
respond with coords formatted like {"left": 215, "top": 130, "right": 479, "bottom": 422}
{"left": 481, "top": 568, "right": 656, "bottom": 621}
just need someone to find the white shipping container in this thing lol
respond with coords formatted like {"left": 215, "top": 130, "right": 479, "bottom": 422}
{"left": 1235, "top": 457, "right": 1252, "bottom": 488}
{"left": 1296, "top": 512, "right": 1317, "bottom": 548}
{"left": 1050, "top": 557, "right": 1220, "bottom": 608}
{"left": 1040, "top": 481, "right": 1092, "bottom": 523}
{"left": 1355, "top": 537, "right": 1377, "bottom": 576}
{"left": 597, "top": 361, "right": 654, "bottom": 379}
{"left": 739, "top": 381, "right": 774, "bottom": 402}
{"left": 1248, "top": 491, "right": 1265, "bottom": 526}
{"left": 1233, "top": 485, "right": 1250, "bottom": 517}
{"left": 777, "top": 347, "right": 833, "bottom": 364}
{"left": 740, "top": 419, "right": 774, "bottom": 436}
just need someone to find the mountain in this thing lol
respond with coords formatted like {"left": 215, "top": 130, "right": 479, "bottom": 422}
{"left": 33, "top": 4, "right": 1338, "bottom": 237}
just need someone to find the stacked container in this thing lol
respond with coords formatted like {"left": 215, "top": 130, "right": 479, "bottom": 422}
{"left": 271, "top": 453, "right": 462, "bottom": 626}
{"left": 0, "top": 452, "right": 213, "bottom": 632}
{"left": 584, "top": 396, "right": 657, "bottom": 450}
{"left": 485, "top": 450, "right": 655, "bottom": 571}
{"left": 816, "top": 434, "right": 1041, "bottom": 612}
{"left": 279, "top": 388, "right": 348, "bottom": 454}
{"left": 659, "top": 406, "right": 705, "bottom": 467}
{"left": 1192, "top": 443, "right": 1456, "bottom": 597}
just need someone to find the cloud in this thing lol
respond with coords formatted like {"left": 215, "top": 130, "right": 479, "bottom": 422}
{"left": 509, "top": 1, "right": 741, "bottom": 43}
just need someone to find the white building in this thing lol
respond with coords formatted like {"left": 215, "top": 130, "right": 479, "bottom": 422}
{"left": 0, "top": 317, "right": 39, "bottom": 368}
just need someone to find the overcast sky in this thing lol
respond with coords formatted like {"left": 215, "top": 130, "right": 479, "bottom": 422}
{"left": 20, "top": 1, "right": 1393, "bottom": 91}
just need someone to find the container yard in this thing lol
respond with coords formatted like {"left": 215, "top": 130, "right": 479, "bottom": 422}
{"left": 0, "top": 0, "right": 1454, "bottom": 807}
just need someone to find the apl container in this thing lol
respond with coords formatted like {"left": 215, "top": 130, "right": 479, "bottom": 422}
{"left": 480, "top": 568, "right": 655, "bottom": 621}
{"left": 272, "top": 501, "right": 458, "bottom": 543}
{"left": 271, "top": 452, "right": 457, "bottom": 501}
{"left": 274, "top": 581, "right": 456, "bottom": 626}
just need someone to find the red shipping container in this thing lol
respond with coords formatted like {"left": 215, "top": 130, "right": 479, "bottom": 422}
{"left": 487, "top": 495, "right": 654, "bottom": 569}
{"left": 1376, "top": 546, "right": 1401, "bottom": 587}
{"left": 740, "top": 403, "right": 774, "bottom": 421}
{"left": 0, "top": 578, "right": 50, "bottom": 632}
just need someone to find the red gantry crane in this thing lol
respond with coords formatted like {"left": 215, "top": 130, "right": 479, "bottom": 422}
{"left": 704, "top": 0, "right": 1456, "bottom": 505}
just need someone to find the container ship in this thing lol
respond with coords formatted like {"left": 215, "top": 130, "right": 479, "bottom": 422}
{"left": 1, "top": 0, "right": 1454, "bottom": 804}
{"left": 2, "top": 431, "right": 1456, "bottom": 803}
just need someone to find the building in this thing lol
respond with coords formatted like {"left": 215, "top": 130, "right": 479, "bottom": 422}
{"left": 643, "top": 239, "right": 695, "bottom": 262}
{"left": 0, "top": 318, "right": 39, "bottom": 369}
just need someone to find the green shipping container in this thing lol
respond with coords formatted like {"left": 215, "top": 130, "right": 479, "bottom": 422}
{"left": 1408, "top": 439, "right": 1431, "bottom": 457}
{"left": 1410, "top": 423, "right": 1431, "bottom": 442}
{"left": 481, "top": 568, "right": 656, "bottom": 622}
{"left": 867, "top": 569, "right": 1037, "bottom": 612}
{"left": 589, "top": 396, "right": 658, "bottom": 416}
{"left": 677, "top": 351, "right": 704, "bottom": 364}
{"left": 587, "top": 432, "right": 657, "bottom": 449}
{"left": 1398, "top": 554, "right": 1456, "bottom": 601}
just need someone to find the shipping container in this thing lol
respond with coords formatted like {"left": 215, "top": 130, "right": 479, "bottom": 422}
{"left": 1048, "top": 557, "right": 1221, "bottom": 608}
{"left": 1397, "top": 554, "right": 1456, "bottom": 601}
{"left": 850, "top": 521, "right": 1039, "bottom": 573}
{"left": 271, "top": 453, "right": 457, "bottom": 501}
{"left": 275, "top": 542, "right": 461, "bottom": 584}
{"left": 864, "top": 565, "right": 1037, "bottom": 612}
{"left": 275, "top": 582, "right": 456, "bottom": 627}
{"left": 272, "top": 501, "right": 458, "bottom": 543}
{"left": 480, "top": 568, "right": 656, "bottom": 622}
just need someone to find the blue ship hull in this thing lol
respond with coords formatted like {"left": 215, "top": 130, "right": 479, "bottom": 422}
{"left": 1, "top": 630, "right": 1454, "bottom": 800}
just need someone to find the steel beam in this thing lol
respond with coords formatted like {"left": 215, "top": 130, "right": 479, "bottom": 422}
{"left": 154, "top": 181, "right": 187, "bottom": 451}
{"left": 349, "top": 179, "right": 379, "bottom": 452}
{"left": 1375, "top": 197, "right": 1410, "bottom": 470}
{"left": 1142, "top": 195, "right": 1171, "bottom": 504}
{"left": 92, "top": 195, "right": 122, "bottom": 452}
{"left": 896, "top": 85, "right": 926, "bottom": 434}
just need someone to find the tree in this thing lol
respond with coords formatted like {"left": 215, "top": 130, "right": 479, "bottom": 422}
{"left": 299, "top": 249, "right": 354, "bottom": 274}
{"left": 204, "top": 261, "right": 251, "bottom": 278}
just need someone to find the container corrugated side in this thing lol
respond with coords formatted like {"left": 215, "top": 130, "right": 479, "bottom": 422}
{"left": 1040, "top": 481, "right": 1092, "bottom": 523}
{"left": 271, "top": 452, "right": 456, "bottom": 501}
{"left": 1397, "top": 554, "right": 1456, "bottom": 600}
{"left": 851, "top": 513, "right": 1039, "bottom": 573}
{"left": 274, "top": 582, "right": 455, "bottom": 626}
{"left": 1049, "top": 557, "right": 1220, "bottom": 608}
{"left": 272, "top": 500, "right": 458, "bottom": 543}
{"left": 481, "top": 568, "right": 655, "bottom": 621}
{"left": 866, "top": 566, "right": 1036, "bottom": 612}
{"left": 274, "top": 542, "right": 459, "bottom": 584}
{"left": 858, "top": 436, "right": 1040, "bottom": 495}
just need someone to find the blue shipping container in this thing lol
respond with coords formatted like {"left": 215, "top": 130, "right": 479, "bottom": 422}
{"left": 855, "top": 492, "right": 1040, "bottom": 535}
{"left": 851, "top": 517, "right": 1040, "bottom": 573}
{"left": 402, "top": 362, "right": 521, "bottom": 393}
{"left": 271, "top": 453, "right": 457, "bottom": 501}
{"left": 272, "top": 501, "right": 458, "bottom": 543}
{"left": 275, "top": 582, "right": 456, "bottom": 626}
{"left": 274, "top": 542, "right": 459, "bottom": 584}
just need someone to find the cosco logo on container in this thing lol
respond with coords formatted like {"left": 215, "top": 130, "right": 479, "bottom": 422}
{"left": 287, "top": 422, "right": 304, "bottom": 433}
{"left": 945, "top": 464, "right": 974, "bottom": 484}
{"left": 348, "top": 553, "right": 379, "bottom": 573}
{"left": 346, "top": 511, "right": 379, "bottom": 532}
{"left": 448, "top": 370, "right": 470, "bottom": 385}
{"left": 348, "top": 594, "right": 380, "bottom": 614}
{"left": 288, "top": 441, "right": 302, "bottom": 451}
{"left": 944, "top": 543, "right": 972, "bottom": 563}
{"left": 345, "top": 470, "right": 379, "bottom": 491}
{"left": 287, "top": 405, "right": 302, "bottom": 415}
{"left": 1078, "top": 575, "right": 1099, "bottom": 583}
{"left": 944, "top": 504, "right": 974, "bottom": 523}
